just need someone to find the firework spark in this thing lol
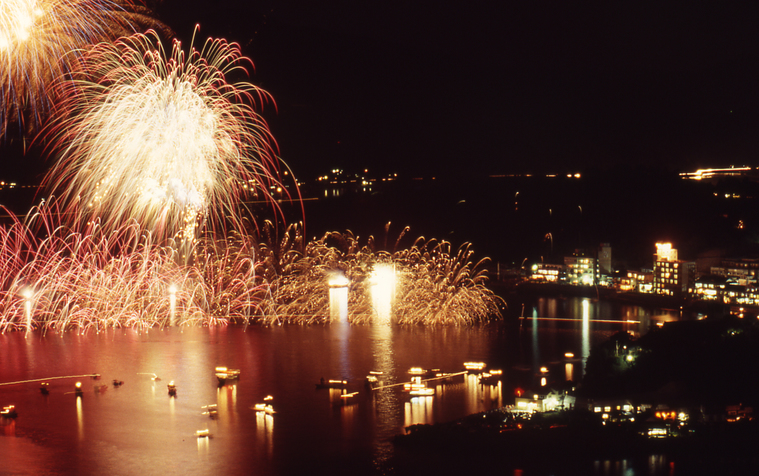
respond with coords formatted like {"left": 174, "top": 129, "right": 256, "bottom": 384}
{"left": 44, "top": 29, "right": 286, "bottom": 255}
{"left": 255, "top": 227, "right": 504, "bottom": 326}
{"left": 0, "top": 0, "right": 158, "bottom": 136}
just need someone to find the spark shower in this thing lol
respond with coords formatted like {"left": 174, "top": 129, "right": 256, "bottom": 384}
{"left": 0, "top": 1, "right": 503, "bottom": 333}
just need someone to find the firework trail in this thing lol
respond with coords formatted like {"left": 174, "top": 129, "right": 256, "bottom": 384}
{"left": 44, "top": 29, "right": 286, "bottom": 257}
{"left": 0, "top": 202, "right": 260, "bottom": 334}
{"left": 254, "top": 226, "right": 504, "bottom": 326}
{"left": 0, "top": 0, "right": 161, "bottom": 136}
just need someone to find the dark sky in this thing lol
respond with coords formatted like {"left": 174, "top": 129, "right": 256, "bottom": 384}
{"left": 152, "top": 1, "right": 759, "bottom": 181}
{"left": 5, "top": 2, "right": 759, "bottom": 184}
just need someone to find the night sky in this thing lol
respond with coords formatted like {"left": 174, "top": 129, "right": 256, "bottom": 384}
{"left": 154, "top": 1, "right": 759, "bottom": 181}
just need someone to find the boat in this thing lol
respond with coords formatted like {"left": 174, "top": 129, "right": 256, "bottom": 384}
{"left": 408, "top": 367, "right": 441, "bottom": 379}
{"left": 75, "top": 382, "right": 84, "bottom": 396}
{"left": 167, "top": 381, "right": 177, "bottom": 396}
{"left": 479, "top": 369, "right": 503, "bottom": 385}
{"left": 409, "top": 387, "right": 435, "bottom": 397}
{"left": 196, "top": 429, "right": 211, "bottom": 438}
{"left": 1, "top": 405, "right": 17, "bottom": 418}
{"left": 253, "top": 403, "right": 276, "bottom": 414}
{"left": 215, "top": 366, "right": 241, "bottom": 385}
{"left": 340, "top": 391, "right": 359, "bottom": 404}
{"left": 201, "top": 404, "right": 218, "bottom": 418}
{"left": 365, "top": 375, "right": 380, "bottom": 389}
{"left": 112, "top": 379, "right": 124, "bottom": 387}
{"left": 316, "top": 378, "right": 348, "bottom": 389}
{"left": 40, "top": 382, "right": 50, "bottom": 395}
{"left": 463, "top": 361, "right": 487, "bottom": 373}
{"left": 253, "top": 395, "right": 276, "bottom": 414}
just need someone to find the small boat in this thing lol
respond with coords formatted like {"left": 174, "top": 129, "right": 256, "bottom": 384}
{"left": 253, "top": 403, "right": 276, "bottom": 414}
{"left": 201, "top": 404, "right": 218, "bottom": 418}
{"left": 479, "top": 369, "right": 503, "bottom": 385}
{"left": 408, "top": 367, "right": 441, "bottom": 379}
{"left": 1, "top": 405, "right": 17, "bottom": 418}
{"left": 91, "top": 374, "right": 101, "bottom": 380}
{"left": 409, "top": 387, "right": 435, "bottom": 397}
{"left": 463, "top": 361, "right": 487, "bottom": 373}
{"left": 365, "top": 375, "right": 380, "bottom": 389}
{"left": 75, "top": 382, "right": 84, "bottom": 396}
{"left": 316, "top": 378, "right": 348, "bottom": 389}
{"left": 40, "top": 382, "right": 50, "bottom": 395}
{"left": 112, "top": 379, "right": 124, "bottom": 387}
{"left": 196, "top": 429, "right": 211, "bottom": 438}
{"left": 340, "top": 391, "right": 359, "bottom": 404}
{"left": 215, "top": 367, "right": 241, "bottom": 385}
{"left": 167, "top": 381, "right": 177, "bottom": 396}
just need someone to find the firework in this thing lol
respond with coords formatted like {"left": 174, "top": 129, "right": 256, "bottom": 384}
{"left": 255, "top": 227, "right": 504, "bottom": 326}
{"left": 44, "top": 30, "right": 285, "bottom": 256}
{"left": 0, "top": 202, "right": 261, "bottom": 334}
{"left": 0, "top": 0, "right": 158, "bottom": 136}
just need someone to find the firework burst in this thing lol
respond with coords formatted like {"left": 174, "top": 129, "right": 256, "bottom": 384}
{"left": 44, "top": 29, "right": 285, "bottom": 256}
{"left": 0, "top": 0, "right": 158, "bottom": 136}
{"left": 254, "top": 227, "right": 504, "bottom": 326}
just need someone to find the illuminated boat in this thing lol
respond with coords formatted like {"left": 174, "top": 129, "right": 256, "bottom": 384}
{"left": 196, "top": 429, "right": 211, "bottom": 438}
{"left": 365, "top": 375, "right": 380, "bottom": 389}
{"left": 167, "top": 381, "right": 177, "bottom": 396}
{"left": 1, "top": 405, "right": 17, "bottom": 418}
{"left": 340, "top": 391, "right": 359, "bottom": 404}
{"left": 479, "top": 369, "right": 503, "bottom": 385}
{"left": 253, "top": 403, "right": 276, "bottom": 414}
{"left": 40, "top": 382, "right": 50, "bottom": 395}
{"left": 463, "top": 361, "right": 487, "bottom": 372}
{"left": 202, "top": 404, "right": 218, "bottom": 418}
{"left": 215, "top": 367, "right": 241, "bottom": 385}
{"left": 408, "top": 367, "right": 441, "bottom": 378}
{"left": 316, "top": 378, "right": 348, "bottom": 389}
{"left": 409, "top": 387, "right": 435, "bottom": 397}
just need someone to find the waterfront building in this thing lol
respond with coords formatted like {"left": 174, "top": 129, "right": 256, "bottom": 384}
{"left": 711, "top": 257, "right": 759, "bottom": 286}
{"left": 653, "top": 243, "right": 694, "bottom": 298}
{"left": 530, "top": 263, "right": 563, "bottom": 282}
{"left": 617, "top": 269, "right": 654, "bottom": 293}
{"left": 564, "top": 251, "right": 597, "bottom": 285}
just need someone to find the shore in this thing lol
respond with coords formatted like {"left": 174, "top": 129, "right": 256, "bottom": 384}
{"left": 387, "top": 407, "right": 759, "bottom": 475}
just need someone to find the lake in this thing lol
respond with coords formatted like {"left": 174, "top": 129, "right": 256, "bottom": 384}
{"left": 0, "top": 297, "right": 680, "bottom": 475}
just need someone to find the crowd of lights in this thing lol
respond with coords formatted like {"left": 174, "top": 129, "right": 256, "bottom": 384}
{"left": 0, "top": 5, "right": 503, "bottom": 333}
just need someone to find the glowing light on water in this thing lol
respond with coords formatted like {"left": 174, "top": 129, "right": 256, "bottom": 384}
{"left": 328, "top": 272, "right": 349, "bottom": 323}
{"left": 370, "top": 264, "right": 396, "bottom": 324}
{"left": 582, "top": 299, "right": 590, "bottom": 364}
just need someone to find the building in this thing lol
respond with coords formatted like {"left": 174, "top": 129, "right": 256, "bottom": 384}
{"left": 598, "top": 243, "right": 612, "bottom": 276}
{"left": 711, "top": 258, "right": 759, "bottom": 286}
{"left": 530, "top": 263, "right": 563, "bottom": 282}
{"left": 653, "top": 243, "right": 695, "bottom": 298}
{"left": 564, "top": 251, "right": 597, "bottom": 285}
{"left": 617, "top": 269, "right": 654, "bottom": 293}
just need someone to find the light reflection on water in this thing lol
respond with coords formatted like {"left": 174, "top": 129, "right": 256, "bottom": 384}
{"left": 0, "top": 297, "right": 681, "bottom": 475}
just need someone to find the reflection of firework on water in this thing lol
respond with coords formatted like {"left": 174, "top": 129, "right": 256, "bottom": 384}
{"left": 44, "top": 30, "right": 283, "bottom": 253}
{"left": 256, "top": 228, "right": 504, "bottom": 326}
{"left": 0, "top": 204, "right": 260, "bottom": 334}
{"left": 0, "top": 0, "right": 159, "bottom": 135}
